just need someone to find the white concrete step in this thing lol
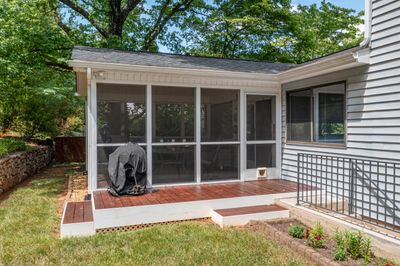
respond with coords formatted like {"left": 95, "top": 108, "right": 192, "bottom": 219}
{"left": 211, "top": 204, "right": 289, "bottom": 228}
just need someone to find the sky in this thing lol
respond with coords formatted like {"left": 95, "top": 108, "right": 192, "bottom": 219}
{"left": 293, "top": 0, "right": 364, "bottom": 12}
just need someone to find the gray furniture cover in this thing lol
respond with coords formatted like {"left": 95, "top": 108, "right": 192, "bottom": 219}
{"left": 107, "top": 142, "right": 147, "bottom": 196}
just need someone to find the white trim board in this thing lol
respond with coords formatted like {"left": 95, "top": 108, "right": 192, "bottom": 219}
{"left": 92, "top": 192, "right": 297, "bottom": 229}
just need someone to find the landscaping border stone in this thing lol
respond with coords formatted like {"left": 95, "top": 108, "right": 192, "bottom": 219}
{"left": 0, "top": 145, "right": 52, "bottom": 195}
{"left": 247, "top": 219, "right": 340, "bottom": 266}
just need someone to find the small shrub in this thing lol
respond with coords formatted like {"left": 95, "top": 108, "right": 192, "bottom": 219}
{"left": 333, "top": 229, "right": 373, "bottom": 262}
{"left": 288, "top": 224, "right": 306, "bottom": 239}
{"left": 332, "top": 246, "right": 347, "bottom": 261}
{"left": 306, "top": 222, "right": 326, "bottom": 248}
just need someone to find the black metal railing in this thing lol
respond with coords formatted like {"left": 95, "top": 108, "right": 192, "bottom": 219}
{"left": 297, "top": 153, "right": 400, "bottom": 232}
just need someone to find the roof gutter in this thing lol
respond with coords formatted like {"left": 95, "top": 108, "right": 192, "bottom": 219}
{"left": 360, "top": 0, "right": 372, "bottom": 48}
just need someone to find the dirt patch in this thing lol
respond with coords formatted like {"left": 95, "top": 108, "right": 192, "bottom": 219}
{"left": 262, "top": 218, "right": 392, "bottom": 266}
{"left": 66, "top": 172, "right": 88, "bottom": 202}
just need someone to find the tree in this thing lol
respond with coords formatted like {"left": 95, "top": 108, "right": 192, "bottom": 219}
{"left": 0, "top": 0, "right": 83, "bottom": 139}
{"left": 54, "top": 0, "right": 205, "bottom": 51}
{"left": 171, "top": 0, "right": 363, "bottom": 63}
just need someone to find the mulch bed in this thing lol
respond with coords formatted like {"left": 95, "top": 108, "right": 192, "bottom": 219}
{"left": 258, "top": 218, "right": 392, "bottom": 266}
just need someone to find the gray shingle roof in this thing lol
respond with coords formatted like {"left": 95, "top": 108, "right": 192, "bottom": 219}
{"left": 71, "top": 46, "right": 295, "bottom": 74}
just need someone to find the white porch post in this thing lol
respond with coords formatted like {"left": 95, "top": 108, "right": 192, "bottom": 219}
{"left": 240, "top": 89, "right": 246, "bottom": 181}
{"left": 87, "top": 68, "right": 97, "bottom": 192}
{"left": 195, "top": 85, "right": 201, "bottom": 183}
{"left": 276, "top": 91, "right": 282, "bottom": 179}
{"left": 146, "top": 84, "right": 153, "bottom": 187}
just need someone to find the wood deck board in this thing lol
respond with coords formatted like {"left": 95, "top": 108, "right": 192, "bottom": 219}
{"left": 214, "top": 204, "right": 287, "bottom": 217}
{"left": 63, "top": 201, "right": 93, "bottom": 224}
{"left": 93, "top": 179, "right": 300, "bottom": 210}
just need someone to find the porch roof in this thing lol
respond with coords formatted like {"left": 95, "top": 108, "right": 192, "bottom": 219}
{"left": 71, "top": 46, "right": 295, "bottom": 75}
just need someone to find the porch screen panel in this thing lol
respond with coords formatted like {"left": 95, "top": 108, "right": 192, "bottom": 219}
{"left": 201, "top": 89, "right": 239, "bottom": 142}
{"left": 201, "top": 89, "right": 240, "bottom": 181}
{"left": 152, "top": 86, "right": 195, "bottom": 142}
{"left": 246, "top": 95, "right": 276, "bottom": 170}
{"left": 247, "top": 144, "right": 276, "bottom": 169}
{"left": 247, "top": 95, "right": 275, "bottom": 141}
{"left": 201, "top": 145, "right": 239, "bottom": 181}
{"left": 152, "top": 145, "right": 195, "bottom": 184}
{"left": 97, "top": 83, "right": 146, "bottom": 144}
{"left": 152, "top": 86, "right": 196, "bottom": 184}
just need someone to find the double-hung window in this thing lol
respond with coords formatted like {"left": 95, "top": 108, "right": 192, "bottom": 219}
{"left": 287, "top": 82, "right": 346, "bottom": 145}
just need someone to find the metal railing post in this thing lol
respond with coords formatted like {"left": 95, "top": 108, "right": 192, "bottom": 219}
{"left": 349, "top": 159, "right": 355, "bottom": 215}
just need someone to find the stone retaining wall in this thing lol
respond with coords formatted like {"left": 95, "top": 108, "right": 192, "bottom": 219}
{"left": 0, "top": 146, "right": 52, "bottom": 194}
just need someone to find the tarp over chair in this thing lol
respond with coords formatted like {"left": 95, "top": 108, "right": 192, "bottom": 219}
{"left": 107, "top": 142, "right": 147, "bottom": 196}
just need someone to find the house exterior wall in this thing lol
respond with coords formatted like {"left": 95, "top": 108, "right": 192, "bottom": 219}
{"left": 281, "top": 0, "right": 400, "bottom": 182}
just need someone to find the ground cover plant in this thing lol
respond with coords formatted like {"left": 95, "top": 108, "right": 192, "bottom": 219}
{"left": 288, "top": 224, "right": 306, "bottom": 239}
{"left": 0, "top": 139, "right": 27, "bottom": 157}
{"left": 280, "top": 219, "right": 395, "bottom": 265}
{"left": 333, "top": 230, "right": 372, "bottom": 262}
{"left": 0, "top": 165, "right": 308, "bottom": 265}
{"left": 306, "top": 222, "right": 327, "bottom": 248}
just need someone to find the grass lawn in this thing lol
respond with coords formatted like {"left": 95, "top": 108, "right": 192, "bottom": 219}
{"left": 0, "top": 166, "right": 309, "bottom": 266}
{"left": 0, "top": 138, "right": 27, "bottom": 157}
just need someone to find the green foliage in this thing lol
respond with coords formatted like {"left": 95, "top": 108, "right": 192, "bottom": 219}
{"left": 334, "top": 230, "right": 373, "bottom": 262}
{"left": 174, "top": 0, "right": 363, "bottom": 63}
{"left": 306, "top": 222, "right": 326, "bottom": 248}
{"left": 288, "top": 224, "right": 306, "bottom": 239}
{"left": 0, "top": 0, "right": 84, "bottom": 139}
{"left": 0, "top": 139, "right": 27, "bottom": 156}
{"left": 332, "top": 246, "right": 347, "bottom": 261}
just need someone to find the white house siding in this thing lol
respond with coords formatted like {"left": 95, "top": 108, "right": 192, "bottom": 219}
{"left": 281, "top": 0, "right": 400, "bottom": 182}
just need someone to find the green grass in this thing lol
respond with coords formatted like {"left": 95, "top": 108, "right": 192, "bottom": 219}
{"left": 0, "top": 167, "right": 308, "bottom": 266}
{"left": 0, "top": 139, "right": 27, "bottom": 156}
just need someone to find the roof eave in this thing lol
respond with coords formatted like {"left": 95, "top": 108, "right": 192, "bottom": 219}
{"left": 279, "top": 47, "right": 370, "bottom": 84}
{"left": 68, "top": 60, "right": 281, "bottom": 82}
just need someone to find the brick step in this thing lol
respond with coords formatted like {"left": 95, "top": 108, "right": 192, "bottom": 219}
{"left": 60, "top": 201, "right": 95, "bottom": 238}
{"left": 211, "top": 204, "right": 289, "bottom": 228}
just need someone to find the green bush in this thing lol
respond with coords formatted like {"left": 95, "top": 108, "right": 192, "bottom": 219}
{"left": 334, "top": 230, "right": 372, "bottom": 262}
{"left": 306, "top": 222, "right": 326, "bottom": 248}
{"left": 332, "top": 246, "right": 347, "bottom": 261}
{"left": 10, "top": 87, "right": 84, "bottom": 140}
{"left": 0, "top": 139, "right": 27, "bottom": 156}
{"left": 288, "top": 224, "right": 306, "bottom": 239}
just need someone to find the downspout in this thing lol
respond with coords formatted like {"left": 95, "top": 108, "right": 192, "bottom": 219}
{"left": 360, "top": 0, "right": 372, "bottom": 48}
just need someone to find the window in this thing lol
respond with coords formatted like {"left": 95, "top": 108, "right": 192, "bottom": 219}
{"left": 287, "top": 82, "right": 345, "bottom": 145}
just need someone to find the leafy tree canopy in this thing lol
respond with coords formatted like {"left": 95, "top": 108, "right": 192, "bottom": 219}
{"left": 0, "top": 0, "right": 363, "bottom": 138}
{"left": 172, "top": 0, "right": 363, "bottom": 63}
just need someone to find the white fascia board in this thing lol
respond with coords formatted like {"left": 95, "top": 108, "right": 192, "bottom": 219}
{"left": 278, "top": 48, "right": 370, "bottom": 84}
{"left": 68, "top": 60, "right": 279, "bottom": 82}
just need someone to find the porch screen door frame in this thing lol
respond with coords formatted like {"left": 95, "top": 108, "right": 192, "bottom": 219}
{"left": 243, "top": 93, "right": 281, "bottom": 179}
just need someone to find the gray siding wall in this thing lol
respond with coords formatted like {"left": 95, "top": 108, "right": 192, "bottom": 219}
{"left": 281, "top": 0, "right": 400, "bottom": 182}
